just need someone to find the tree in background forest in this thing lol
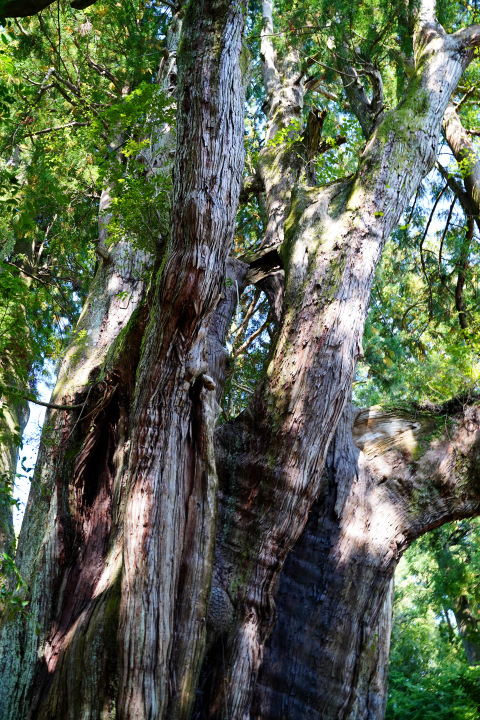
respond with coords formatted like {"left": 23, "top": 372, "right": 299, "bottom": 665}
{"left": 2, "top": 0, "right": 480, "bottom": 719}
{"left": 387, "top": 518, "right": 480, "bottom": 719}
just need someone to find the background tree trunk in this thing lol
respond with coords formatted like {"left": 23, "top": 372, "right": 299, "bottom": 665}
{"left": 0, "top": 398, "right": 28, "bottom": 560}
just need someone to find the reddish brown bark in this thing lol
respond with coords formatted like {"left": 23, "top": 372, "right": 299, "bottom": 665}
{"left": 253, "top": 404, "right": 480, "bottom": 719}
{"left": 3, "top": 4, "right": 480, "bottom": 720}
{"left": 117, "top": 3, "right": 247, "bottom": 718}
{"left": 198, "top": 6, "right": 480, "bottom": 716}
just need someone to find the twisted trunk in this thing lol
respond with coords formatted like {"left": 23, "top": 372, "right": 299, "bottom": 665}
{"left": 254, "top": 404, "right": 480, "bottom": 718}
{"left": 3, "top": 3, "right": 480, "bottom": 720}
{"left": 203, "top": 8, "right": 480, "bottom": 716}
{"left": 118, "top": 3, "right": 247, "bottom": 718}
{"left": 0, "top": 3, "right": 247, "bottom": 719}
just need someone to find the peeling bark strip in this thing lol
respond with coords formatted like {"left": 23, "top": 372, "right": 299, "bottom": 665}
{"left": 254, "top": 404, "right": 480, "bottom": 719}
{"left": 206, "top": 4, "right": 480, "bottom": 717}
{"left": 118, "top": 3, "right": 247, "bottom": 719}
{"left": 0, "top": 239, "right": 152, "bottom": 720}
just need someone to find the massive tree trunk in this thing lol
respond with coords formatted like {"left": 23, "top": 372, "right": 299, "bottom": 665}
{"left": 199, "top": 5, "right": 480, "bottom": 717}
{"left": 0, "top": 2, "right": 247, "bottom": 719}
{"left": 2, "top": 2, "right": 480, "bottom": 720}
{"left": 253, "top": 404, "right": 480, "bottom": 719}
{"left": 117, "top": 4, "right": 246, "bottom": 719}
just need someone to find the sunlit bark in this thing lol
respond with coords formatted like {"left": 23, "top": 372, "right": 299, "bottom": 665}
{"left": 202, "top": 5, "right": 480, "bottom": 716}
{"left": 254, "top": 404, "right": 480, "bottom": 718}
{"left": 3, "top": 2, "right": 480, "bottom": 720}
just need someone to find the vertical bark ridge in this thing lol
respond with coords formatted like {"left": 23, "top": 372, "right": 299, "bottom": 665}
{"left": 118, "top": 3, "right": 247, "bottom": 718}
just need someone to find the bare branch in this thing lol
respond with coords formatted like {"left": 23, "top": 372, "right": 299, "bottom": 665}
{"left": 31, "top": 121, "right": 89, "bottom": 136}
{"left": 86, "top": 58, "right": 121, "bottom": 88}
{"left": 455, "top": 215, "right": 473, "bottom": 330}
{"left": 23, "top": 395, "right": 85, "bottom": 411}
{"left": 453, "top": 24, "right": 480, "bottom": 49}
{"left": 419, "top": 183, "right": 448, "bottom": 319}
{"left": 233, "top": 318, "right": 269, "bottom": 358}
{"left": 455, "top": 85, "right": 477, "bottom": 111}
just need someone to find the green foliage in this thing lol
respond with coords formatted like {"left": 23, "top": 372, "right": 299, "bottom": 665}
{"left": 221, "top": 264, "right": 273, "bottom": 421}
{"left": 355, "top": 176, "right": 480, "bottom": 407}
{"left": 387, "top": 520, "right": 480, "bottom": 720}
{"left": 0, "top": 0, "right": 173, "bottom": 400}
{"left": 0, "top": 549, "right": 29, "bottom": 620}
{"left": 92, "top": 82, "right": 176, "bottom": 253}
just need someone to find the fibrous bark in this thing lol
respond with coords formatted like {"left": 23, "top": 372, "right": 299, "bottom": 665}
{"left": 117, "top": 3, "right": 247, "bottom": 718}
{"left": 0, "top": 398, "right": 28, "bottom": 560}
{"left": 254, "top": 404, "right": 480, "bottom": 719}
{"left": 4, "top": 3, "right": 480, "bottom": 720}
{"left": 0, "top": 2, "right": 248, "bottom": 717}
{"left": 200, "top": 4, "right": 480, "bottom": 717}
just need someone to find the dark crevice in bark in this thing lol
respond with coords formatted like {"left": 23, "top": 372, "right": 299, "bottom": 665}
{"left": 29, "top": 389, "right": 121, "bottom": 717}
{"left": 31, "top": 362, "right": 145, "bottom": 717}
{"left": 0, "top": 272, "right": 153, "bottom": 720}
{"left": 251, "top": 403, "right": 480, "bottom": 719}
{"left": 243, "top": 248, "right": 284, "bottom": 324}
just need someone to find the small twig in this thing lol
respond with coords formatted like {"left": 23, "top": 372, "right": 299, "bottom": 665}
{"left": 405, "top": 182, "right": 422, "bottom": 227}
{"left": 233, "top": 319, "right": 269, "bottom": 358}
{"left": 32, "top": 121, "right": 89, "bottom": 136}
{"left": 438, "top": 196, "right": 457, "bottom": 294}
{"left": 231, "top": 379, "right": 254, "bottom": 395}
{"left": 419, "top": 184, "right": 448, "bottom": 319}
{"left": 455, "top": 85, "right": 477, "bottom": 111}
{"left": 2, "top": 260, "right": 73, "bottom": 319}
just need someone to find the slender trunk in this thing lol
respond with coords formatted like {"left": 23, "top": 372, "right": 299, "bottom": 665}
{"left": 0, "top": 398, "right": 28, "bottom": 559}
{"left": 443, "top": 102, "right": 480, "bottom": 220}
{"left": 453, "top": 595, "right": 480, "bottom": 665}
